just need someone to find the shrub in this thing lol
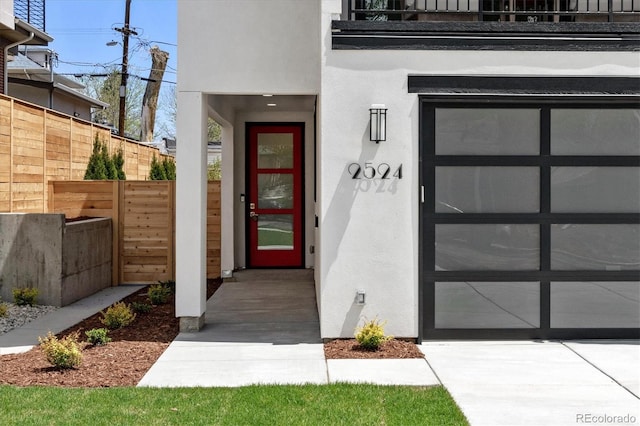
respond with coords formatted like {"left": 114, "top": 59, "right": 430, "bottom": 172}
{"left": 147, "top": 284, "right": 171, "bottom": 305}
{"left": 100, "top": 302, "right": 136, "bottom": 329}
{"left": 39, "top": 331, "right": 83, "bottom": 369}
{"left": 158, "top": 279, "right": 176, "bottom": 294}
{"left": 0, "top": 302, "right": 7, "bottom": 317}
{"left": 355, "top": 318, "right": 392, "bottom": 350}
{"left": 85, "top": 328, "right": 111, "bottom": 346}
{"left": 13, "top": 287, "right": 38, "bottom": 306}
{"left": 131, "top": 301, "right": 152, "bottom": 314}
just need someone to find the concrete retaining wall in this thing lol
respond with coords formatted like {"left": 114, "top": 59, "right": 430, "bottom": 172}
{"left": 61, "top": 218, "right": 112, "bottom": 306}
{"left": 0, "top": 214, "right": 111, "bottom": 306}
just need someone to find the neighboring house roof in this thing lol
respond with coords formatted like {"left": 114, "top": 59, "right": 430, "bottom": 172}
{"left": 8, "top": 52, "right": 109, "bottom": 109}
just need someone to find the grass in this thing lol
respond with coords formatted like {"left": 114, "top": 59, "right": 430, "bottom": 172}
{"left": 0, "top": 384, "right": 468, "bottom": 425}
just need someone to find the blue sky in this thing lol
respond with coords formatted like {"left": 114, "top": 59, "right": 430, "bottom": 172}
{"left": 46, "top": 0, "right": 177, "bottom": 82}
{"left": 44, "top": 0, "right": 177, "bottom": 139}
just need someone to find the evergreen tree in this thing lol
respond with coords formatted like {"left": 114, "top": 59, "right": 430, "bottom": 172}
{"left": 101, "top": 142, "right": 118, "bottom": 179}
{"left": 149, "top": 155, "right": 168, "bottom": 180}
{"left": 162, "top": 157, "right": 176, "bottom": 180}
{"left": 114, "top": 148, "right": 126, "bottom": 180}
{"left": 84, "top": 134, "right": 108, "bottom": 180}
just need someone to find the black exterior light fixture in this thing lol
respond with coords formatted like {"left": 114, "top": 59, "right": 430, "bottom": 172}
{"left": 369, "top": 104, "right": 387, "bottom": 143}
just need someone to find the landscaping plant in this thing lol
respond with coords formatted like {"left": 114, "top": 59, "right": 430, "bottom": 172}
{"left": 12, "top": 287, "right": 38, "bottom": 306}
{"left": 39, "top": 331, "right": 83, "bottom": 369}
{"left": 85, "top": 328, "right": 111, "bottom": 346}
{"left": 355, "top": 317, "right": 392, "bottom": 350}
{"left": 0, "top": 302, "right": 6, "bottom": 318}
{"left": 131, "top": 301, "right": 153, "bottom": 314}
{"left": 147, "top": 284, "right": 171, "bottom": 305}
{"left": 100, "top": 302, "right": 136, "bottom": 329}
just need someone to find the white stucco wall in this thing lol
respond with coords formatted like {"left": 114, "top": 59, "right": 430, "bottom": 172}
{"left": 0, "top": 0, "right": 13, "bottom": 30}
{"left": 318, "top": 5, "right": 640, "bottom": 338}
{"left": 178, "top": 0, "right": 320, "bottom": 95}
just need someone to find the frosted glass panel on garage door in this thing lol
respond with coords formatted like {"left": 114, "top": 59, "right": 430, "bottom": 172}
{"left": 436, "top": 224, "right": 539, "bottom": 270}
{"left": 551, "top": 167, "right": 640, "bottom": 213}
{"left": 551, "top": 224, "right": 640, "bottom": 270}
{"left": 435, "top": 282, "right": 540, "bottom": 328}
{"left": 551, "top": 109, "right": 640, "bottom": 155}
{"left": 436, "top": 167, "right": 539, "bottom": 213}
{"left": 551, "top": 282, "right": 640, "bottom": 328}
{"left": 436, "top": 109, "right": 539, "bottom": 155}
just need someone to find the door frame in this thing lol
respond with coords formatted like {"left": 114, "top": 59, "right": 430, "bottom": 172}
{"left": 245, "top": 122, "right": 306, "bottom": 268}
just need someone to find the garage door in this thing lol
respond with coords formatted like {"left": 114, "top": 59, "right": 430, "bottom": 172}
{"left": 420, "top": 100, "right": 640, "bottom": 339}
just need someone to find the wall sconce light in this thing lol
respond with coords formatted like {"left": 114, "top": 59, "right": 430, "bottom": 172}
{"left": 356, "top": 289, "right": 366, "bottom": 305}
{"left": 369, "top": 104, "right": 387, "bottom": 143}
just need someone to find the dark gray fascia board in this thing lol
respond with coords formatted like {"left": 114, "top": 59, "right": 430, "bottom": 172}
{"left": 408, "top": 75, "right": 640, "bottom": 97}
{"left": 332, "top": 21, "right": 640, "bottom": 51}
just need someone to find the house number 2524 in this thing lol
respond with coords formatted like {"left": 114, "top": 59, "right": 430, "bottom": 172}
{"left": 348, "top": 162, "right": 403, "bottom": 180}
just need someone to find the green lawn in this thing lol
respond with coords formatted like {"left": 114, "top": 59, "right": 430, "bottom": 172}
{"left": 0, "top": 384, "right": 468, "bottom": 425}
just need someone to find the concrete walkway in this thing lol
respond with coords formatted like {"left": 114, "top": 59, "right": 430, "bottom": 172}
{"left": 0, "top": 285, "right": 144, "bottom": 355}
{"left": 138, "top": 269, "right": 439, "bottom": 387}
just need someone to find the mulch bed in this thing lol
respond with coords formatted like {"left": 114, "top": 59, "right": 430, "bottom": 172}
{"left": 324, "top": 338, "right": 424, "bottom": 359}
{"left": 0, "top": 279, "right": 222, "bottom": 388}
{"left": 1, "top": 278, "right": 423, "bottom": 387}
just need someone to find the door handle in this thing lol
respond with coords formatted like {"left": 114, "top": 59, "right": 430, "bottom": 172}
{"left": 249, "top": 211, "right": 259, "bottom": 221}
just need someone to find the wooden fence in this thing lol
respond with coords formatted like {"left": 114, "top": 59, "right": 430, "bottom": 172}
{"left": 0, "top": 94, "right": 170, "bottom": 213}
{"left": 48, "top": 180, "right": 222, "bottom": 284}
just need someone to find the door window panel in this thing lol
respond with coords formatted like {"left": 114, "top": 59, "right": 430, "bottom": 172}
{"left": 551, "top": 282, "right": 640, "bottom": 328}
{"left": 257, "top": 133, "right": 294, "bottom": 169}
{"left": 435, "top": 282, "right": 540, "bottom": 328}
{"left": 435, "top": 108, "right": 539, "bottom": 155}
{"left": 551, "top": 109, "right": 640, "bottom": 155}
{"left": 436, "top": 167, "right": 539, "bottom": 213}
{"left": 436, "top": 224, "right": 540, "bottom": 271}
{"left": 551, "top": 167, "right": 640, "bottom": 213}
{"left": 551, "top": 224, "right": 640, "bottom": 270}
{"left": 257, "top": 174, "right": 293, "bottom": 209}
{"left": 257, "top": 214, "right": 294, "bottom": 251}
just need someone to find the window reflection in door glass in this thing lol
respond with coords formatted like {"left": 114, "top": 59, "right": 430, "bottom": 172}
{"left": 258, "top": 133, "right": 294, "bottom": 169}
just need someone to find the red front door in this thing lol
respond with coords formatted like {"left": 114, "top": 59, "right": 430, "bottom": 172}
{"left": 247, "top": 124, "right": 304, "bottom": 267}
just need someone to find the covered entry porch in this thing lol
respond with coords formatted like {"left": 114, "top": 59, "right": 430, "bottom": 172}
{"left": 175, "top": 93, "right": 318, "bottom": 331}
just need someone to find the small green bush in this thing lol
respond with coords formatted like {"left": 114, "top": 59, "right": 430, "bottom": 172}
{"left": 147, "top": 284, "right": 171, "bottom": 305}
{"left": 100, "top": 302, "right": 136, "bottom": 329}
{"left": 355, "top": 318, "right": 392, "bottom": 350}
{"left": 131, "top": 301, "right": 152, "bottom": 314}
{"left": 0, "top": 302, "right": 7, "bottom": 317}
{"left": 13, "top": 287, "right": 38, "bottom": 306}
{"left": 158, "top": 279, "right": 176, "bottom": 294}
{"left": 39, "top": 331, "right": 83, "bottom": 369}
{"left": 85, "top": 328, "right": 111, "bottom": 346}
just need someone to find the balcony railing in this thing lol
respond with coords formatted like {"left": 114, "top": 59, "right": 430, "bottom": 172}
{"left": 14, "top": 0, "right": 46, "bottom": 32}
{"left": 348, "top": 0, "right": 639, "bottom": 22}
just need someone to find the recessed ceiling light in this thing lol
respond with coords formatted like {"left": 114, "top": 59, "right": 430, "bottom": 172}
{"left": 262, "top": 94, "right": 273, "bottom": 97}
{"left": 267, "top": 103, "right": 277, "bottom": 107}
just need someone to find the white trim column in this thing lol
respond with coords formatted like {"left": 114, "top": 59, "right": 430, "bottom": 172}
{"left": 220, "top": 125, "right": 235, "bottom": 277}
{"left": 176, "top": 90, "right": 207, "bottom": 331}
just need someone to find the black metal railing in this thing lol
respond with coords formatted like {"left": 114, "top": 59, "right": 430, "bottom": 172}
{"left": 14, "top": 0, "right": 46, "bottom": 32}
{"left": 348, "top": 0, "right": 639, "bottom": 22}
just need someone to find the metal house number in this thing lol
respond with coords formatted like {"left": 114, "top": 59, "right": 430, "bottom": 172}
{"left": 348, "top": 162, "right": 403, "bottom": 180}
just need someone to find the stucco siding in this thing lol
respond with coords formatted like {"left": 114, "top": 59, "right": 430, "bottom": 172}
{"left": 178, "top": 0, "right": 320, "bottom": 94}
{"left": 317, "top": 7, "right": 640, "bottom": 338}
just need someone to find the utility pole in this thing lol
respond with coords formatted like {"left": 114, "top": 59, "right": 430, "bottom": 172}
{"left": 114, "top": 0, "right": 137, "bottom": 137}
